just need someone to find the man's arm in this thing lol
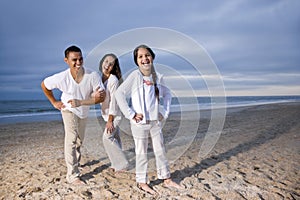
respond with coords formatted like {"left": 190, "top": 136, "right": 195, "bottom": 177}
{"left": 90, "top": 87, "right": 106, "bottom": 104}
{"left": 41, "top": 81, "right": 65, "bottom": 110}
{"left": 67, "top": 88, "right": 106, "bottom": 107}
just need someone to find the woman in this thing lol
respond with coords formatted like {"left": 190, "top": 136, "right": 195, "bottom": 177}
{"left": 99, "top": 53, "right": 128, "bottom": 172}
{"left": 115, "top": 45, "right": 184, "bottom": 195}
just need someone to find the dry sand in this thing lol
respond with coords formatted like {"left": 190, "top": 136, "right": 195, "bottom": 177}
{"left": 0, "top": 102, "right": 299, "bottom": 199}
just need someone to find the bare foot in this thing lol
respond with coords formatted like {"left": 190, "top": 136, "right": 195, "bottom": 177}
{"left": 164, "top": 178, "right": 185, "bottom": 190}
{"left": 79, "top": 165, "right": 91, "bottom": 173}
{"left": 71, "top": 178, "right": 86, "bottom": 185}
{"left": 137, "top": 183, "right": 157, "bottom": 195}
{"left": 109, "top": 167, "right": 134, "bottom": 175}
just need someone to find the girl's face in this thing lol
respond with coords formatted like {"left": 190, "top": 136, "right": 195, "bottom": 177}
{"left": 136, "top": 48, "right": 153, "bottom": 75}
{"left": 102, "top": 55, "right": 115, "bottom": 76}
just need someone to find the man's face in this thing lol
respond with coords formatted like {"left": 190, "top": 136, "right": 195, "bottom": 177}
{"left": 64, "top": 51, "right": 83, "bottom": 73}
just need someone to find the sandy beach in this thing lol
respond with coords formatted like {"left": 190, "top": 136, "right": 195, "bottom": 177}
{"left": 0, "top": 102, "right": 299, "bottom": 199}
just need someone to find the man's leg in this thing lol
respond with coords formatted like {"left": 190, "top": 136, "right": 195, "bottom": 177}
{"left": 76, "top": 116, "right": 87, "bottom": 165}
{"left": 61, "top": 110, "right": 81, "bottom": 183}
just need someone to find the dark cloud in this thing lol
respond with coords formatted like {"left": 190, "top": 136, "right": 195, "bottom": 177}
{"left": 0, "top": 0, "right": 299, "bottom": 99}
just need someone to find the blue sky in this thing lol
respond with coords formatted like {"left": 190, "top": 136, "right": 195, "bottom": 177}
{"left": 0, "top": 0, "right": 299, "bottom": 100}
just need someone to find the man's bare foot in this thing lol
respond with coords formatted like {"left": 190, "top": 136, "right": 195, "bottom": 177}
{"left": 163, "top": 178, "right": 185, "bottom": 190}
{"left": 71, "top": 178, "right": 86, "bottom": 185}
{"left": 137, "top": 183, "right": 157, "bottom": 195}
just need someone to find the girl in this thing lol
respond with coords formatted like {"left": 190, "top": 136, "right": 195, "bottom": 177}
{"left": 115, "top": 45, "right": 184, "bottom": 195}
{"left": 99, "top": 53, "right": 128, "bottom": 172}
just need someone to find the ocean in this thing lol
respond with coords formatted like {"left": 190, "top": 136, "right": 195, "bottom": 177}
{"left": 0, "top": 96, "right": 300, "bottom": 125}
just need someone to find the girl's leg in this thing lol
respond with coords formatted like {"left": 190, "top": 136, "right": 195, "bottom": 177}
{"left": 150, "top": 121, "right": 170, "bottom": 180}
{"left": 150, "top": 121, "right": 185, "bottom": 190}
{"left": 132, "top": 123, "right": 158, "bottom": 195}
{"left": 131, "top": 123, "right": 150, "bottom": 183}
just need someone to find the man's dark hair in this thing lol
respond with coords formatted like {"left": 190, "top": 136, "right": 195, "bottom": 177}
{"left": 64, "top": 45, "right": 82, "bottom": 58}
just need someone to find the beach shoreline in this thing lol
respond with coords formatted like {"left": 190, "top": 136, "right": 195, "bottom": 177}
{"left": 0, "top": 102, "right": 299, "bottom": 199}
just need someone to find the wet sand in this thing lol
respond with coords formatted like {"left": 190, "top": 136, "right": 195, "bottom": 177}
{"left": 0, "top": 102, "right": 299, "bottom": 199}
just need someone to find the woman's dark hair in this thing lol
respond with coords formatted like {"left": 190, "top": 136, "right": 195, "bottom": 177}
{"left": 133, "top": 44, "right": 159, "bottom": 101}
{"left": 99, "top": 53, "right": 123, "bottom": 83}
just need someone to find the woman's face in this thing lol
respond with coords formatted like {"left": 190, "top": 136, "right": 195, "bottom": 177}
{"left": 102, "top": 55, "right": 115, "bottom": 76}
{"left": 136, "top": 48, "right": 153, "bottom": 75}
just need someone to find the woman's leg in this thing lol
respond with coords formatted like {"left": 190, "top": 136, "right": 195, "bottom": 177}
{"left": 103, "top": 120, "right": 128, "bottom": 171}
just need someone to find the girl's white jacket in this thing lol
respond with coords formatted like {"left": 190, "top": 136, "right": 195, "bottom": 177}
{"left": 115, "top": 69, "right": 172, "bottom": 124}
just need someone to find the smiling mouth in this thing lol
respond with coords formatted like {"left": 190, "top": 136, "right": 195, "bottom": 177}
{"left": 142, "top": 63, "right": 151, "bottom": 67}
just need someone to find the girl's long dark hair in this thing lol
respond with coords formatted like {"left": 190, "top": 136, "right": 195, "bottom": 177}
{"left": 99, "top": 53, "right": 123, "bottom": 84}
{"left": 133, "top": 44, "right": 159, "bottom": 101}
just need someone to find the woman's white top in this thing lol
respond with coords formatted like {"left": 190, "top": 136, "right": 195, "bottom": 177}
{"left": 101, "top": 74, "right": 121, "bottom": 122}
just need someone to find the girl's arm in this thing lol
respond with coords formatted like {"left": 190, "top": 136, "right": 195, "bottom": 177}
{"left": 115, "top": 72, "right": 136, "bottom": 120}
{"left": 159, "top": 77, "right": 172, "bottom": 119}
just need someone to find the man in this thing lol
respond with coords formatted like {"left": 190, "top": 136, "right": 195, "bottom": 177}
{"left": 41, "top": 45, "right": 105, "bottom": 185}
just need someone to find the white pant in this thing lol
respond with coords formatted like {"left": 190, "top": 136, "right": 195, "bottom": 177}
{"left": 130, "top": 120, "right": 170, "bottom": 183}
{"left": 61, "top": 110, "right": 87, "bottom": 183}
{"left": 102, "top": 119, "right": 128, "bottom": 171}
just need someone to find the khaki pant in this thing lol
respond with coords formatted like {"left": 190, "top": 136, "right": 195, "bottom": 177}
{"left": 61, "top": 110, "right": 87, "bottom": 183}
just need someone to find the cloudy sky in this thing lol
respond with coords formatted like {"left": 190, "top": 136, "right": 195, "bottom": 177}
{"left": 0, "top": 0, "right": 299, "bottom": 100}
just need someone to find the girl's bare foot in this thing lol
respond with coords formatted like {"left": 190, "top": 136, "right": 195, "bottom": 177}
{"left": 137, "top": 183, "right": 157, "bottom": 195}
{"left": 163, "top": 178, "right": 185, "bottom": 190}
{"left": 71, "top": 178, "right": 86, "bottom": 185}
